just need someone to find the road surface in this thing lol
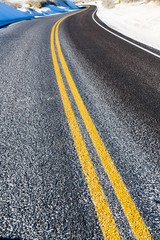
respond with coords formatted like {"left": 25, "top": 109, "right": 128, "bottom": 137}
{"left": 0, "top": 6, "right": 160, "bottom": 240}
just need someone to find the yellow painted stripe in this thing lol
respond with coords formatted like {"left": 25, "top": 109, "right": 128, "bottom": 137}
{"left": 55, "top": 12, "right": 152, "bottom": 240}
{"left": 51, "top": 14, "right": 120, "bottom": 240}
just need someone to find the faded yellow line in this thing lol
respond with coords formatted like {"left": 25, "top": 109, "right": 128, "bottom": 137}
{"left": 55, "top": 12, "right": 152, "bottom": 240}
{"left": 51, "top": 12, "right": 120, "bottom": 240}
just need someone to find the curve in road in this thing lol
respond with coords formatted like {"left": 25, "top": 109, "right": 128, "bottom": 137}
{"left": 0, "top": 5, "right": 160, "bottom": 240}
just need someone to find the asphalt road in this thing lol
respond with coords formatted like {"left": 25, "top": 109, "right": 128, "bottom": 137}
{"left": 0, "top": 6, "right": 160, "bottom": 240}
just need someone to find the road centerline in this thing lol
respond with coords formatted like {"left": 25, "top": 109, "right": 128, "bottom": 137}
{"left": 55, "top": 9, "right": 152, "bottom": 240}
{"left": 51, "top": 11, "right": 121, "bottom": 240}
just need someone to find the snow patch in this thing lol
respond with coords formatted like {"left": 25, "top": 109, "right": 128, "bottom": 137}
{"left": 0, "top": 0, "right": 79, "bottom": 27}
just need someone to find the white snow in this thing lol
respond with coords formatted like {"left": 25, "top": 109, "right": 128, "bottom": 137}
{"left": 0, "top": 0, "right": 79, "bottom": 27}
{"left": 80, "top": 0, "right": 160, "bottom": 50}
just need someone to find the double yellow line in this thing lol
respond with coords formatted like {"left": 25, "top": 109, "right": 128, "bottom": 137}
{"left": 50, "top": 8, "right": 152, "bottom": 239}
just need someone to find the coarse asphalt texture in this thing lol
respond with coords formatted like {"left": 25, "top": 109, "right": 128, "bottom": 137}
{"left": 0, "top": 5, "right": 160, "bottom": 240}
